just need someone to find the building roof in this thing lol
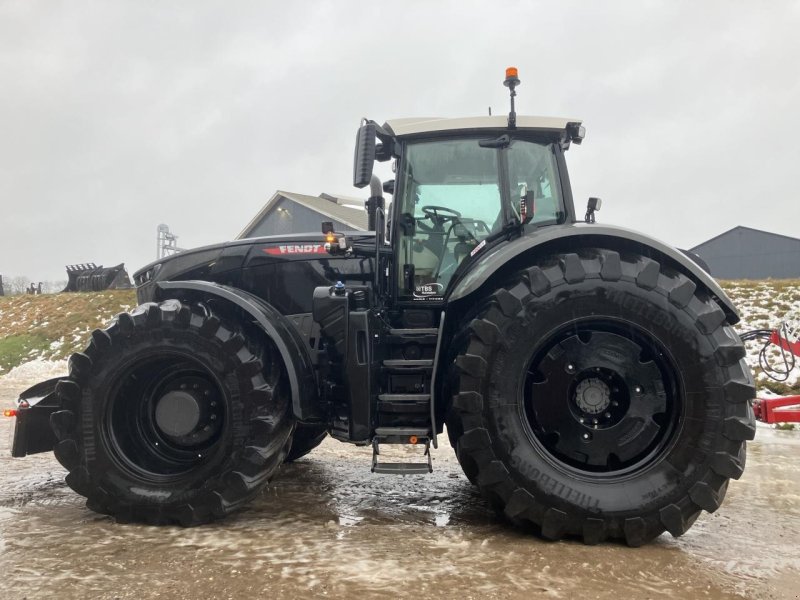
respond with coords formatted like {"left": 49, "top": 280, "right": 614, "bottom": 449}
{"left": 237, "top": 190, "right": 369, "bottom": 239}
{"left": 690, "top": 225, "right": 800, "bottom": 252}
{"left": 384, "top": 115, "right": 580, "bottom": 138}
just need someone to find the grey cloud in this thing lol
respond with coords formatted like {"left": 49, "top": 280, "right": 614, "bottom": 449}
{"left": 1, "top": 0, "right": 798, "bottom": 282}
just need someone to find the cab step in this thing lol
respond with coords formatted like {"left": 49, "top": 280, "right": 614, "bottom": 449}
{"left": 371, "top": 427, "right": 433, "bottom": 475}
{"left": 374, "top": 427, "right": 431, "bottom": 442}
{"left": 388, "top": 328, "right": 438, "bottom": 335}
{"left": 382, "top": 359, "right": 433, "bottom": 372}
{"left": 372, "top": 462, "right": 432, "bottom": 475}
{"left": 377, "top": 393, "right": 431, "bottom": 413}
{"left": 387, "top": 328, "right": 439, "bottom": 345}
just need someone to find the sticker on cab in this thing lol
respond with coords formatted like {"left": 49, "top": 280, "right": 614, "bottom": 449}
{"left": 414, "top": 283, "right": 444, "bottom": 298}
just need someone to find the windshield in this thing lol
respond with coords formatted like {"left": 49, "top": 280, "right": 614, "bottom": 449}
{"left": 395, "top": 137, "right": 563, "bottom": 298}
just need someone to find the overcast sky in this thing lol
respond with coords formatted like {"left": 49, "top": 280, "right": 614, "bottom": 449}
{"left": 1, "top": 1, "right": 799, "bottom": 283}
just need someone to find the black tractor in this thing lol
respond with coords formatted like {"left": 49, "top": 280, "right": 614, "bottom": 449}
{"left": 11, "top": 69, "right": 755, "bottom": 545}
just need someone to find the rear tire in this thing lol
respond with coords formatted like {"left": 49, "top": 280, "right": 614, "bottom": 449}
{"left": 285, "top": 423, "right": 328, "bottom": 462}
{"left": 50, "top": 299, "right": 294, "bottom": 525}
{"left": 447, "top": 249, "right": 755, "bottom": 545}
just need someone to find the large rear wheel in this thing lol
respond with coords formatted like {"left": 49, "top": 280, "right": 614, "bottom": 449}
{"left": 447, "top": 249, "right": 756, "bottom": 545}
{"left": 50, "top": 299, "right": 294, "bottom": 525}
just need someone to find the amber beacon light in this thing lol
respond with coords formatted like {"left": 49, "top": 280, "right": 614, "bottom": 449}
{"left": 504, "top": 66, "right": 519, "bottom": 83}
{"left": 503, "top": 67, "right": 521, "bottom": 128}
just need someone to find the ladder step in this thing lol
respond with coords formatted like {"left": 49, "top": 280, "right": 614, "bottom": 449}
{"left": 387, "top": 328, "right": 439, "bottom": 346}
{"left": 372, "top": 462, "right": 432, "bottom": 475}
{"left": 389, "top": 328, "right": 438, "bottom": 335}
{"left": 374, "top": 427, "right": 431, "bottom": 437}
{"left": 372, "top": 434, "right": 433, "bottom": 475}
{"left": 378, "top": 393, "right": 431, "bottom": 413}
{"left": 378, "top": 393, "right": 431, "bottom": 401}
{"left": 382, "top": 359, "right": 433, "bottom": 371}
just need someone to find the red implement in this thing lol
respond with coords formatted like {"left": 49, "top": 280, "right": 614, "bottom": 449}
{"left": 753, "top": 395, "right": 800, "bottom": 424}
{"left": 768, "top": 330, "right": 800, "bottom": 357}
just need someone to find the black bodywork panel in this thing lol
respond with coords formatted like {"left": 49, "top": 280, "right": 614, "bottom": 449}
{"left": 11, "top": 377, "right": 60, "bottom": 458}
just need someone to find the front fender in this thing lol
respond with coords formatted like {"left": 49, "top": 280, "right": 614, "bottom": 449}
{"left": 448, "top": 223, "right": 740, "bottom": 323}
{"left": 157, "top": 281, "right": 321, "bottom": 420}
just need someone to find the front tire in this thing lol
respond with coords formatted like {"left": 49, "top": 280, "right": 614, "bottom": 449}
{"left": 447, "top": 249, "right": 756, "bottom": 545}
{"left": 50, "top": 299, "right": 294, "bottom": 525}
{"left": 285, "top": 423, "right": 328, "bottom": 462}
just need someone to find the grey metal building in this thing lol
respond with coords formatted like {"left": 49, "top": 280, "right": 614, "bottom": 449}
{"left": 237, "top": 191, "right": 368, "bottom": 239}
{"left": 690, "top": 226, "right": 800, "bottom": 279}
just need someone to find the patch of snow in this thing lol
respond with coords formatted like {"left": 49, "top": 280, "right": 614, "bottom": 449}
{"left": 0, "top": 359, "right": 68, "bottom": 386}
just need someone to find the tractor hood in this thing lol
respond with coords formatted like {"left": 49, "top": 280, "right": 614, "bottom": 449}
{"left": 133, "top": 231, "right": 375, "bottom": 291}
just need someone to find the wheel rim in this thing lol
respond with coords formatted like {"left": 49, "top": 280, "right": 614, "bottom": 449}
{"left": 103, "top": 352, "right": 227, "bottom": 479}
{"left": 523, "top": 319, "right": 681, "bottom": 477}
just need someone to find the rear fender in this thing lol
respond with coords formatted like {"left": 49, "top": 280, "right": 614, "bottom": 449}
{"left": 157, "top": 281, "right": 321, "bottom": 421}
{"left": 448, "top": 223, "right": 740, "bottom": 323}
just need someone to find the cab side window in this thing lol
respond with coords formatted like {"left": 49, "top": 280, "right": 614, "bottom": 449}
{"left": 507, "top": 141, "right": 564, "bottom": 225}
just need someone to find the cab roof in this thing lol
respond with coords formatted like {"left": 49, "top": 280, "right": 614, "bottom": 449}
{"left": 383, "top": 115, "right": 581, "bottom": 138}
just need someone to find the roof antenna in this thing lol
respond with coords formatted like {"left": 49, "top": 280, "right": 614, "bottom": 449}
{"left": 488, "top": 106, "right": 492, "bottom": 116}
{"left": 503, "top": 67, "right": 520, "bottom": 129}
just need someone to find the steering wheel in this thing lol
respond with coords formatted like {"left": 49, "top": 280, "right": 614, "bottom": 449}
{"left": 421, "top": 205, "right": 461, "bottom": 221}
{"left": 418, "top": 205, "right": 462, "bottom": 233}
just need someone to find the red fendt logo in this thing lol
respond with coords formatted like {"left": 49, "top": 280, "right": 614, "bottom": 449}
{"left": 262, "top": 244, "right": 327, "bottom": 256}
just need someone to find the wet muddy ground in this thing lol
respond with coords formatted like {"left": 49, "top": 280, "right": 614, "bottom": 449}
{"left": 1, "top": 368, "right": 799, "bottom": 600}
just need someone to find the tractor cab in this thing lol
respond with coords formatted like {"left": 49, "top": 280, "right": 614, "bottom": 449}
{"left": 390, "top": 130, "right": 572, "bottom": 299}
{"left": 352, "top": 68, "right": 585, "bottom": 302}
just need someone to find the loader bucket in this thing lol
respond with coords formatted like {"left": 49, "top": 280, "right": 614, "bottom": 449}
{"left": 63, "top": 263, "right": 133, "bottom": 292}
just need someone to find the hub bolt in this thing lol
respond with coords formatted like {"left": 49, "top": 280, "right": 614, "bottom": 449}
{"left": 635, "top": 386, "right": 642, "bottom": 394}
{"left": 566, "top": 364, "right": 576, "bottom": 373}
{"left": 604, "top": 412, "right": 612, "bottom": 419}
{"left": 210, "top": 414, "right": 217, "bottom": 421}
{"left": 582, "top": 433, "right": 591, "bottom": 440}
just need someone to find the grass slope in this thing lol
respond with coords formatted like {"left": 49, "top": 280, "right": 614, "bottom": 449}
{"left": 0, "top": 290, "right": 136, "bottom": 374}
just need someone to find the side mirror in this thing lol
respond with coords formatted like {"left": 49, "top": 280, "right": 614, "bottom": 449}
{"left": 353, "top": 121, "right": 377, "bottom": 189}
{"left": 585, "top": 197, "right": 602, "bottom": 223}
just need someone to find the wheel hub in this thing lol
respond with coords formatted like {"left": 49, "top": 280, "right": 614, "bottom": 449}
{"left": 155, "top": 391, "right": 201, "bottom": 437}
{"left": 574, "top": 378, "right": 610, "bottom": 415}
{"left": 524, "top": 324, "right": 678, "bottom": 474}
{"left": 151, "top": 374, "right": 222, "bottom": 448}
